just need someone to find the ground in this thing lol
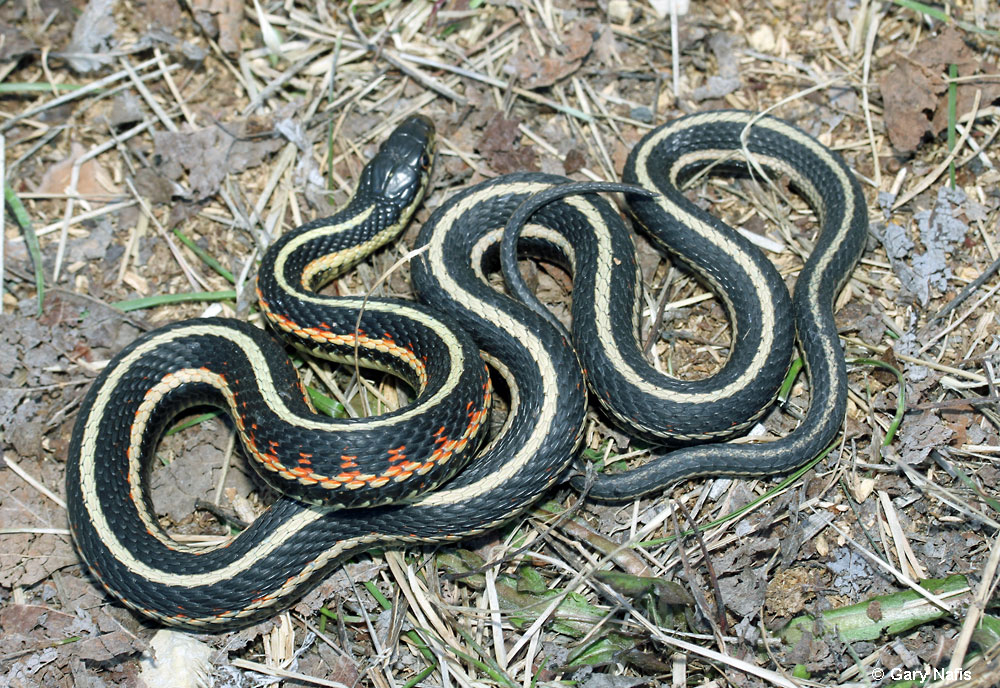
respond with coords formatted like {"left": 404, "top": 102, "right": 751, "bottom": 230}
{"left": 1, "top": 1, "right": 1000, "bottom": 687}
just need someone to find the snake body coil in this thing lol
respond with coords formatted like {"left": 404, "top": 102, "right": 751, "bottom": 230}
{"left": 501, "top": 111, "right": 867, "bottom": 499}
{"left": 65, "top": 110, "right": 866, "bottom": 628}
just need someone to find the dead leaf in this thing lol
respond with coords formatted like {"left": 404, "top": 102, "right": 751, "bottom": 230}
{"left": 504, "top": 20, "right": 596, "bottom": 89}
{"left": 0, "top": 604, "right": 48, "bottom": 635}
{"left": 192, "top": 0, "right": 243, "bottom": 55}
{"left": 879, "top": 61, "right": 938, "bottom": 153}
{"left": 880, "top": 27, "right": 1000, "bottom": 153}
{"left": 477, "top": 111, "right": 538, "bottom": 174}
{"left": 153, "top": 121, "right": 283, "bottom": 201}
{"left": 65, "top": 0, "right": 117, "bottom": 73}
{"left": 0, "top": 23, "right": 37, "bottom": 61}
{"left": 563, "top": 148, "right": 587, "bottom": 175}
{"left": 0, "top": 457, "right": 76, "bottom": 588}
{"left": 36, "top": 143, "right": 121, "bottom": 200}
{"left": 899, "top": 411, "right": 954, "bottom": 464}
{"left": 74, "top": 629, "right": 144, "bottom": 661}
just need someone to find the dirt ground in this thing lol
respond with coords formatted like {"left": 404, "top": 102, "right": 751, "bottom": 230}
{"left": 1, "top": 1, "right": 1000, "bottom": 686}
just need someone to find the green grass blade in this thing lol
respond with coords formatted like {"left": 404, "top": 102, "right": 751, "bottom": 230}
{"left": 641, "top": 440, "right": 841, "bottom": 547}
{"left": 306, "top": 386, "right": 346, "bottom": 417}
{"left": 0, "top": 83, "right": 88, "bottom": 94}
{"left": 163, "top": 411, "right": 222, "bottom": 436}
{"left": 947, "top": 63, "right": 958, "bottom": 188}
{"left": 113, "top": 290, "right": 237, "bottom": 312}
{"left": 363, "top": 580, "right": 439, "bottom": 673}
{"left": 777, "top": 357, "right": 804, "bottom": 404}
{"left": 172, "top": 229, "right": 236, "bottom": 284}
{"left": 891, "top": 0, "right": 1000, "bottom": 37}
{"left": 4, "top": 184, "right": 45, "bottom": 315}
{"left": 850, "top": 358, "right": 906, "bottom": 445}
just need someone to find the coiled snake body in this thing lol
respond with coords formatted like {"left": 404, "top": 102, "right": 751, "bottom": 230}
{"left": 66, "top": 110, "right": 866, "bottom": 628}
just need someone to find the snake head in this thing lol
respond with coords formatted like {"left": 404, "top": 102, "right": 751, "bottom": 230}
{"left": 362, "top": 114, "right": 436, "bottom": 212}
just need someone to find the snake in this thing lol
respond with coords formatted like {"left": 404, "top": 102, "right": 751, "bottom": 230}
{"left": 65, "top": 110, "right": 866, "bottom": 629}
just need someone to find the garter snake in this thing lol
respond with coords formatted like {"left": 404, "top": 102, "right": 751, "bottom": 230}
{"left": 500, "top": 110, "right": 867, "bottom": 500}
{"left": 65, "top": 110, "right": 866, "bottom": 629}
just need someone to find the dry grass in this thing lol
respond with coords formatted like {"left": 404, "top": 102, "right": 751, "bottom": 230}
{"left": 1, "top": 0, "right": 1000, "bottom": 686}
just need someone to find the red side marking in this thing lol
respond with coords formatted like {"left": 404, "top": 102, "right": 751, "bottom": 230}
{"left": 340, "top": 454, "right": 358, "bottom": 468}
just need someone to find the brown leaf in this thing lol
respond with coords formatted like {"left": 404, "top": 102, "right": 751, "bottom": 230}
{"left": 0, "top": 457, "right": 77, "bottom": 588}
{"left": 899, "top": 411, "right": 954, "bottom": 464}
{"left": 36, "top": 142, "right": 121, "bottom": 200}
{"left": 153, "top": 121, "right": 283, "bottom": 201}
{"left": 0, "top": 604, "right": 47, "bottom": 635}
{"left": 563, "top": 148, "right": 587, "bottom": 175}
{"left": 74, "top": 629, "right": 144, "bottom": 662}
{"left": 880, "top": 27, "right": 1000, "bottom": 153}
{"left": 477, "top": 112, "right": 538, "bottom": 174}
{"left": 192, "top": 0, "right": 243, "bottom": 55}
{"left": 879, "top": 62, "right": 939, "bottom": 153}
{"left": 914, "top": 26, "right": 976, "bottom": 69}
{"left": 504, "top": 20, "right": 596, "bottom": 88}
{"left": 0, "top": 23, "right": 37, "bottom": 61}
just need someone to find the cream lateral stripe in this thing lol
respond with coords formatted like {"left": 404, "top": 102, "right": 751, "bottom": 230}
{"left": 751, "top": 116, "right": 858, "bottom": 394}
{"left": 617, "top": 119, "right": 845, "bottom": 403}
{"left": 266, "top": 206, "right": 470, "bottom": 407}
{"left": 102, "top": 325, "right": 464, "bottom": 433}
{"left": 753, "top": 116, "right": 859, "bottom": 303}
{"left": 469, "top": 225, "right": 577, "bottom": 284}
{"left": 476, "top": 353, "right": 520, "bottom": 456}
{"left": 415, "top": 182, "right": 563, "bottom": 507}
{"left": 272, "top": 205, "right": 374, "bottom": 291}
{"left": 76, "top": 330, "right": 334, "bottom": 586}
{"left": 75, "top": 318, "right": 466, "bottom": 586}
{"left": 668, "top": 150, "right": 826, "bottom": 218}
{"left": 758, "top": 117, "right": 860, "bottom": 404}
{"left": 78, "top": 214, "right": 541, "bottom": 587}
{"left": 126, "top": 369, "right": 239, "bottom": 553}
{"left": 82, "top": 420, "right": 330, "bottom": 587}
{"left": 126, "top": 366, "right": 433, "bottom": 552}
{"left": 583, "top": 179, "right": 774, "bottom": 403}
{"left": 630, "top": 136, "right": 778, "bottom": 398}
